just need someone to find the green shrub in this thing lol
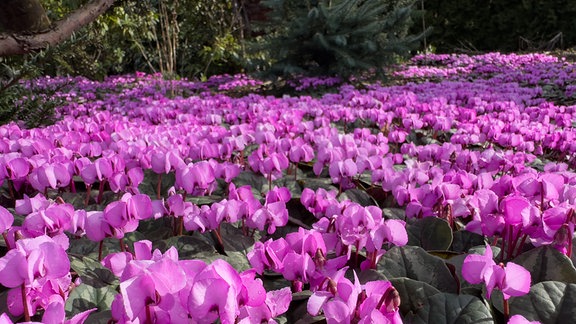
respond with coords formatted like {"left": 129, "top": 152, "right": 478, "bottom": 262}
{"left": 249, "top": 0, "right": 427, "bottom": 78}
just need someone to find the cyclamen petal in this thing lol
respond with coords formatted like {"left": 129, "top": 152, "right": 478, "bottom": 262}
{"left": 120, "top": 274, "right": 157, "bottom": 320}
{"left": 0, "top": 205, "right": 14, "bottom": 233}
{"left": 502, "top": 262, "right": 531, "bottom": 298}
{"left": 189, "top": 278, "right": 235, "bottom": 324}
{"left": 323, "top": 300, "right": 352, "bottom": 324}
{"left": 266, "top": 287, "right": 291, "bottom": 318}
{"left": 462, "top": 245, "right": 494, "bottom": 285}
{"left": 500, "top": 195, "right": 531, "bottom": 226}
{"left": 508, "top": 314, "right": 541, "bottom": 324}
{"left": 0, "top": 249, "right": 28, "bottom": 287}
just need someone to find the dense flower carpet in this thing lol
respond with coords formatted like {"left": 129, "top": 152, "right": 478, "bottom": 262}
{"left": 1, "top": 52, "right": 576, "bottom": 323}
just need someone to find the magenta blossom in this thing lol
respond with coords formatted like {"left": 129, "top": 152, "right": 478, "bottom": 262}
{"left": 462, "top": 245, "right": 531, "bottom": 299}
{"left": 0, "top": 235, "right": 71, "bottom": 318}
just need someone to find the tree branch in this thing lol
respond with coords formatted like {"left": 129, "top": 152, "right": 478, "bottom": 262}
{"left": 0, "top": 0, "right": 116, "bottom": 56}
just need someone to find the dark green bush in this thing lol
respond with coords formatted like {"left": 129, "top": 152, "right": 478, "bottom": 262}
{"left": 418, "top": 0, "right": 576, "bottom": 53}
{"left": 249, "top": 0, "right": 427, "bottom": 78}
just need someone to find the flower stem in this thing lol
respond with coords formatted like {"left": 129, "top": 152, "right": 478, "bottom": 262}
{"left": 156, "top": 174, "right": 162, "bottom": 199}
{"left": 500, "top": 227, "right": 507, "bottom": 263}
{"left": 98, "top": 240, "right": 104, "bottom": 261}
{"left": 119, "top": 238, "right": 126, "bottom": 252}
{"left": 515, "top": 234, "right": 528, "bottom": 258}
{"left": 21, "top": 283, "right": 30, "bottom": 322}
{"left": 507, "top": 225, "right": 516, "bottom": 260}
{"left": 7, "top": 179, "right": 15, "bottom": 201}
{"left": 212, "top": 226, "right": 226, "bottom": 254}
{"left": 84, "top": 184, "right": 91, "bottom": 207}
{"left": 146, "top": 304, "right": 153, "bottom": 324}
{"left": 2, "top": 232, "right": 10, "bottom": 250}
{"left": 97, "top": 180, "right": 106, "bottom": 204}
{"left": 568, "top": 229, "right": 573, "bottom": 259}
{"left": 503, "top": 298, "right": 509, "bottom": 320}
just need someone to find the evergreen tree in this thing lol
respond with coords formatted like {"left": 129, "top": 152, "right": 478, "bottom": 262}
{"left": 251, "top": 0, "right": 427, "bottom": 78}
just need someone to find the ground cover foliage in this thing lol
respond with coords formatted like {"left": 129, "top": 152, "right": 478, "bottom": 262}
{"left": 2, "top": 52, "right": 576, "bottom": 323}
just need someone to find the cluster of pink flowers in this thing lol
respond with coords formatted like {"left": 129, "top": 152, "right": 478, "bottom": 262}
{"left": 102, "top": 240, "right": 291, "bottom": 323}
{"left": 287, "top": 76, "right": 343, "bottom": 91}
{"left": 3, "top": 52, "right": 575, "bottom": 322}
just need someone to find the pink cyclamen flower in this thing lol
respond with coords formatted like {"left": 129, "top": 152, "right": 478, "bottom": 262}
{"left": 188, "top": 259, "right": 266, "bottom": 324}
{"left": 507, "top": 314, "right": 541, "bottom": 324}
{"left": 0, "top": 235, "right": 71, "bottom": 318}
{"left": 462, "top": 245, "right": 531, "bottom": 299}
{"left": 237, "top": 286, "right": 292, "bottom": 324}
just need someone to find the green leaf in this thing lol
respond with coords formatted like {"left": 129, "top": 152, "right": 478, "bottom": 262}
{"left": 188, "top": 195, "right": 225, "bottom": 206}
{"left": 272, "top": 176, "right": 303, "bottom": 198}
{"left": 450, "top": 230, "right": 486, "bottom": 253}
{"left": 389, "top": 277, "right": 441, "bottom": 316}
{"left": 512, "top": 246, "right": 576, "bottom": 284}
{"left": 219, "top": 222, "right": 255, "bottom": 252}
{"left": 377, "top": 246, "right": 458, "bottom": 293}
{"left": 382, "top": 208, "right": 406, "bottom": 220}
{"left": 232, "top": 170, "right": 266, "bottom": 195}
{"left": 509, "top": 281, "right": 576, "bottom": 323}
{"left": 406, "top": 217, "right": 453, "bottom": 251}
{"left": 358, "top": 268, "right": 388, "bottom": 283}
{"left": 405, "top": 293, "right": 494, "bottom": 324}
{"left": 299, "top": 177, "right": 338, "bottom": 192}
{"left": 285, "top": 198, "right": 316, "bottom": 228}
{"left": 69, "top": 255, "right": 118, "bottom": 288}
{"left": 222, "top": 250, "right": 252, "bottom": 272}
{"left": 154, "top": 233, "right": 217, "bottom": 261}
{"left": 65, "top": 284, "right": 117, "bottom": 318}
{"left": 67, "top": 237, "right": 104, "bottom": 260}
{"left": 339, "top": 188, "right": 378, "bottom": 206}
{"left": 137, "top": 218, "right": 174, "bottom": 242}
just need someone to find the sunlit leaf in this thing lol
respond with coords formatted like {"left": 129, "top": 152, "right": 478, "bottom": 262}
{"left": 405, "top": 293, "right": 493, "bottom": 323}
{"left": 377, "top": 246, "right": 458, "bottom": 293}
{"left": 406, "top": 217, "right": 453, "bottom": 251}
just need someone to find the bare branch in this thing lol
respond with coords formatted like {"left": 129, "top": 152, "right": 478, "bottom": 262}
{"left": 0, "top": 0, "right": 116, "bottom": 56}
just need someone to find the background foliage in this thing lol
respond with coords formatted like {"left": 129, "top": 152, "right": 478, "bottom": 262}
{"left": 247, "top": 0, "right": 426, "bottom": 78}
{"left": 418, "top": 0, "right": 576, "bottom": 53}
{"left": 0, "top": 0, "right": 247, "bottom": 80}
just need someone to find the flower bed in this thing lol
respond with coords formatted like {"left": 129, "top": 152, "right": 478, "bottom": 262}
{"left": 2, "top": 52, "right": 576, "bottom": 323}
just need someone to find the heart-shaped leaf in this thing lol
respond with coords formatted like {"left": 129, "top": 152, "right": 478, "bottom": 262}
{"left": 382, "top": 208, "right": 406, "bottom": 220}
{"left": 509, "top": 281, "right": 576, "bottom": 323}
{"left": 389, "top": 277, "right": 441, "bottom": 316}
{"left": 406, "top": 217, "right": 453, "bottom": 251}
{"left": 405, "top": 293, "right": 494, "bottom": 323}
{"left": 65, "top": 284, "right": 117, "bottom": 319}
{"left": 233, "top": 170, "right": 266, "bottom": 195}
{"left": 512, "top": 246, "right": 576, "bottom": 284}
{"left": 137, "top": 218, "right": 174, "bottom": 241}
{"left": 450, "top": 230, "right": 486, "bottom": 253}
{"left": 69, "top": 255, "right": 118, "bottom": 288}
{"left": 377, "top": 246, "right": 458, "bottom": 293}
{"left": 358, "top": 268, "right": 388, "bottom": 283}
{"left": 139, "top": 170, "right": 175, "bottom": 199}
{"left": 339, "top": 188, "right": 378, "bottom": 206}
{"left": 299, "top": 177, "right": 338, "bottom": 192}
{"left": 154, "top": 233, "right": 217, "bottom": 260}
{"left": 219, "top": 222, "right": 255, "bottom": 252}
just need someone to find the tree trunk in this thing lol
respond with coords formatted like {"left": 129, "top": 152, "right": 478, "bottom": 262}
{"left": 0, "top": 0, "right": 116, "bottom": 56}
{"left": 0, "top": 0, "right": 51, "bottom": 33}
